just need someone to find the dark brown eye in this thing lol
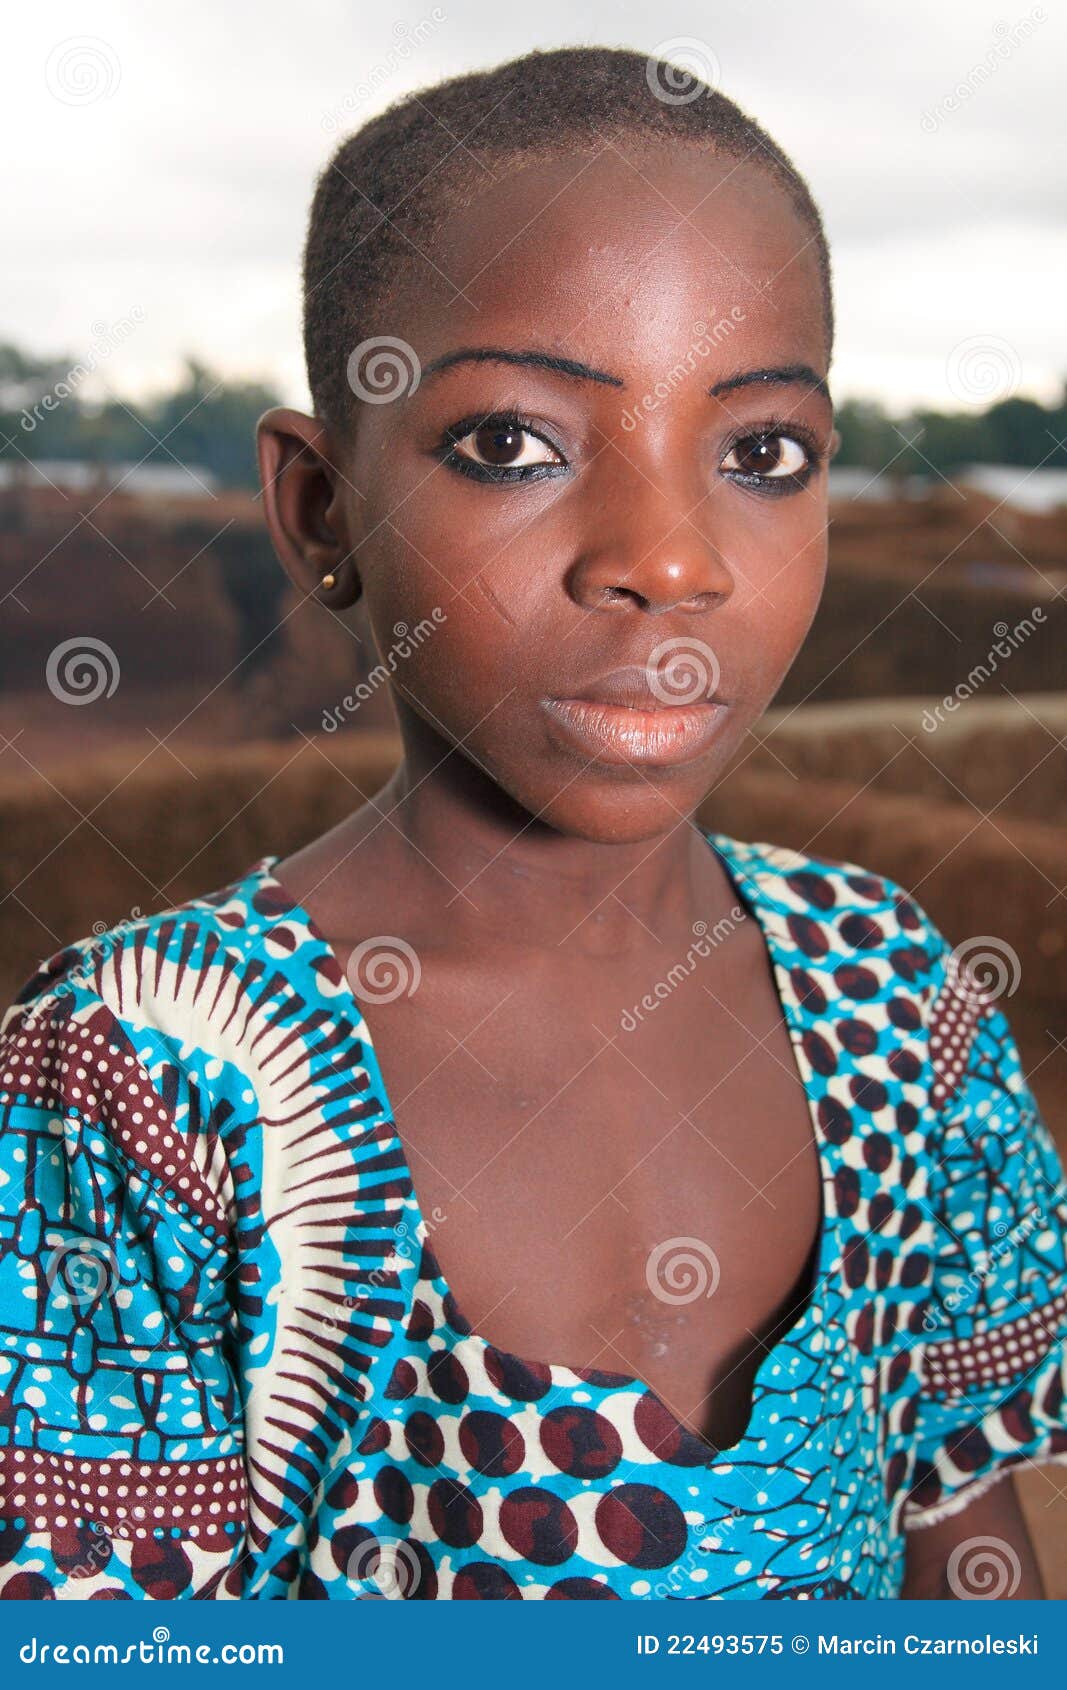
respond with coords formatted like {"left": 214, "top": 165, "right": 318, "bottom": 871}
{"left": 473, "top": 424, "right": 525, "bottom": 464}
{"left": 722, "top": 433, "right": 809, "bottom": 479}
{"left": 451, "top": 421, "right": 562, "bottom": 470}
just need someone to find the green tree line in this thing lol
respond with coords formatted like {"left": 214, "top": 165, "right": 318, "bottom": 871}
{"left": 0, "top": 346, "right": 279, "bottom": 489}
{"left": 832, "top": 389, "right": 1067, "bottom": 475}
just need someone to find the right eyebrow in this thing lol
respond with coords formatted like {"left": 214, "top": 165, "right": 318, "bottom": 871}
{"left": 421, "top": 346, "right": 625, "bottom": 388}
{"left": 708, "top": 364, "right": 832, "bottom": 402}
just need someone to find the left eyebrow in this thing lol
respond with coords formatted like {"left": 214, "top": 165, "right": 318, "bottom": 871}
{"left": 708, "top": 364, "right": 831, "bottom": 403}
{"left": 421, "top": 346, "right": 625, "bottom": 388}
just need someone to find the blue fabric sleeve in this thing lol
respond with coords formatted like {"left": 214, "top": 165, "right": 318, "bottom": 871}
{"left": 903, "top": 944, "right": 1067, "bottom": 1529}
{"left": 0, "top": 945, "right": 247, "bottom": 1598}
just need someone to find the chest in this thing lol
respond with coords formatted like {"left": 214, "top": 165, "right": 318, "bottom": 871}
{"left": 355, "top": 927, "right": 824, "bottom": 1454}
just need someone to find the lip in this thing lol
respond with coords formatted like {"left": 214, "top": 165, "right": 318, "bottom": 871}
{"left": 563, "top": 663, "right": 724, "bottom": 711}
{"left": 540, "top": 695, "right": 732, "bottom": 767}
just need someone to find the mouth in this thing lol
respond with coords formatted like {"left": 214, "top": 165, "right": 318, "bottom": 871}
{"left": 540, "top": 666, "right": 732, "bottom": 769}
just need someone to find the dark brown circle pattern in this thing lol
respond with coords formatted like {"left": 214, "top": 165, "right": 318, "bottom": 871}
{"left": 458, "top": 1410, "right": 526, "bottom": 1477}
{"left": 498, "top": 1489, "right": 579, "bottom": 1566}
{"left": 594, "top": 1485, "right": 687, "bottom": 1569}
{"left": 539, "top": 1407, "right": 623, "bottom": 1479}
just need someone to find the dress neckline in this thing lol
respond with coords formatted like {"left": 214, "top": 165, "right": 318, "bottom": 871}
{"left": 244, "top": 829, "right": 845, "bottom": 1468}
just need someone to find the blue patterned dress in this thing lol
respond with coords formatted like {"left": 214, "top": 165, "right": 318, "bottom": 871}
{"left": 1, "top": 832, "right": 1065, "bottom": 1600}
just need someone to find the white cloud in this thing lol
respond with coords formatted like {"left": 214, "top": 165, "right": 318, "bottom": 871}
{"left": 5, "top": 0, "right": 1065, "bottom": 411}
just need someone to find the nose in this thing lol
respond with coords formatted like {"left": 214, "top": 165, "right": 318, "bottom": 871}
{"left": 567, "top": 459, "right": 735, "bottom": 615}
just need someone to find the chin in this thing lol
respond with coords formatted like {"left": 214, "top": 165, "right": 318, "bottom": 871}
{"left": 510, "top": 771, "right": 716, "bottom": 847}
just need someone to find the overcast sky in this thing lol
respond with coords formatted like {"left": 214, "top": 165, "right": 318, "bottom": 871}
{"left": 7, "top": 0, "right": 1065, "bottom": 415}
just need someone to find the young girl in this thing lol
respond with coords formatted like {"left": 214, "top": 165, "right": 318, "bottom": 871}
{"left": 2, "top": 46, "right": 1065, "bottom": 1603}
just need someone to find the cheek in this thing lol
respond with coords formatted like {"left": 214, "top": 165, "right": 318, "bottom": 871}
{"left": 723, "top": 511, "right": 828, "bottom": 690}
{"left": 361, "top": 444, "right": 563, "bottom": 619}
{"left": 731, "top": 493, "right": 827, "bottom": 599}
{"left": 358, "top": 484, "right": 547, "bottom": 684}
{"left": 359, "top": 543, "right": 523, "bottom": 727}
{"left": 770, "top": 517, "right": 828, "bottom": 624}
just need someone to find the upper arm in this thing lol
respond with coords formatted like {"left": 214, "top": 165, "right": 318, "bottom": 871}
{"left": 0, "top": 957, "right": 245, "bottom": 1599}
{"left": 897, "top": 929, "right": 1067, "bottom": 1579}
{"left": 902, "top": 1472, "right": 1046, "bottom": 1599}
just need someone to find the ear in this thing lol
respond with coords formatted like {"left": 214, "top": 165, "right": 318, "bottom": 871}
{"left": 255, "top": 407, "right": 363, "bottom": 608}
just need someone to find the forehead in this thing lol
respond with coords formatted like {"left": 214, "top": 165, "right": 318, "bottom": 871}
{"left": 394, "top": 144, "right": 827, "bottom": 373}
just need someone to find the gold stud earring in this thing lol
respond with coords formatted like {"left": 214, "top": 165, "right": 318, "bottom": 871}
{"left": 321, "top": 572, "right": 336, "bottom": 590}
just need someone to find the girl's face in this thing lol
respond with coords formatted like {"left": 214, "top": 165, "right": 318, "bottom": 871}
{"left": 303, "top": 144, "right": 834, "bottom": 844}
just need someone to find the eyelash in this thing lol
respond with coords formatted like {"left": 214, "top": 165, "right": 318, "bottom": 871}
{"left": 436, "top": 411, "right": 566, "bottom": 485}
{"left": 720, "top": 416, "right": 826, "bottom": 497}
{"left": 435, "top": 411, "right": 826, "bottom": 494}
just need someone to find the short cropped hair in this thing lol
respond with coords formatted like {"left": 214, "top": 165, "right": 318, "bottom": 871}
{"left": 302, "top": 45, "right": 833, "bottom": 436}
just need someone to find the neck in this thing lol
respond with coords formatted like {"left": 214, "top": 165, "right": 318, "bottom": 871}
{"left": 360, "top": 740, "right": 734, "bottom": 961}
